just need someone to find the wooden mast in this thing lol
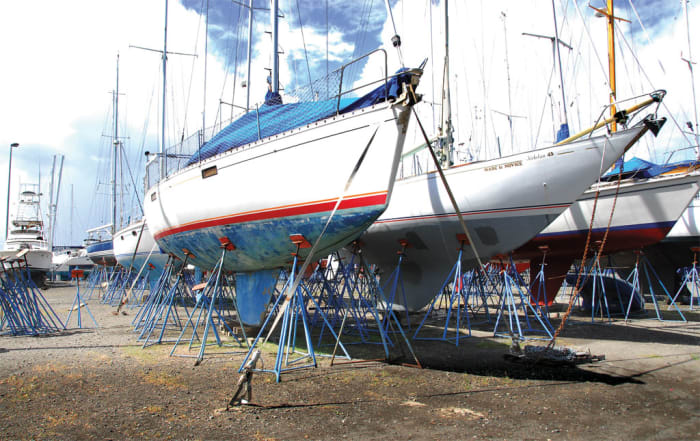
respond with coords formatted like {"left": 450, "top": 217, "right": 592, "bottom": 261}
{"left": 590, "top": 0, "right": 629, "bottom": 133}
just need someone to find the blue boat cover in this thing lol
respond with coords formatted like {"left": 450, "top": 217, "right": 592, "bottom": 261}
{"left": 187, "top": 70, "right": 414, "bottom": 166}
{"left": 602, "top": 156, "right": 698, "bottom": 180}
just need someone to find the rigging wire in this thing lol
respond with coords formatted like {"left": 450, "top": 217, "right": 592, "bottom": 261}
{"left": 294, "top": 0, "right": 315, "bottom": 97}
{"left": 614, "top": 13, "right": 695, "bottom": 155}
{"left": 382, "top": 0, "right": 404, "bottom": 67}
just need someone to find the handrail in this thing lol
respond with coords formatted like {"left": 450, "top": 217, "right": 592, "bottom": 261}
{"left": 336, "top": 48, "right": 388, "bottom": 114}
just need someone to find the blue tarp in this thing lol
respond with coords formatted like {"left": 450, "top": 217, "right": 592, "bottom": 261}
{"left": 602, "top": 156, "right": 698, "bottom": 180}
{"left": 187, "top": 71, "right": 414, "bottom": 166}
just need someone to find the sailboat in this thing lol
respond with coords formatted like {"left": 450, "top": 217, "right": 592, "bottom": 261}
{"left": 142, "top": 2, "right": 422, "bottom": 279}
{"left": 1, "top": 184, "right": 53, "bottom": 287}
{"left": 113, "top": 219, "right": 169, "bottom": 275}
{"left": 356, "top": 0, "right": 664, "bottom": 311}
{"left": 514, "top": 161, "right": 700, "bottom": 305}
{"left": 512, "top": 0, "right": 700, "bottom": 305}
{"left": 85, "top": 57, "right": 123, "bottom": 267}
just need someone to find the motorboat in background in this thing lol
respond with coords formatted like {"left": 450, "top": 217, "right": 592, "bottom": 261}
{"left": 51, "top": 247, "right": 94, "bottom": 281}
{"left": 1, "top": 184, "right": 52, "bottom": 287}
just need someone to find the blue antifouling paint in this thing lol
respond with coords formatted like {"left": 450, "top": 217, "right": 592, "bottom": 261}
{"left": 235, "top": 269, "right": 277, "bottom": 327}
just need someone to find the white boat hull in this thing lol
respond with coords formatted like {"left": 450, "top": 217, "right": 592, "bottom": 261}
{"left": 1, "top": 249, "right": 52, "bottom": 272}
{"left": 359, "top": 126, "right": 648, "bottom": 311}
{"left": 666, "top": 192, "right": 700, "bottom": 239}
{"left": 144, "top": 99, "right": 414, "bottom": 272}
{"left": 533, "top": 172, "right": 700, "bottom": 247}
{"left": 113, "top": 219, "right": 169, "bottom": 275}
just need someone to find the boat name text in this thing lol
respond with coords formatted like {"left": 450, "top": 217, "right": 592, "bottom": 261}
{"left": 484, "top": 160, "right": 523, "bottom": 172}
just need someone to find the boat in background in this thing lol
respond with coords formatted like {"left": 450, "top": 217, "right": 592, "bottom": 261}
{"left": 360, "top": 119, "right": 656, "bottom": 311}
{"left": 51, "top": 247, "right": 94, "bottom": 281}
{"left": 514, "top": 160, "right": 700, "bottom": 305}
{"left": 113, "top": 219, "right": 169, "bottom": 274}
{"left": 85, "top": 226, "right": 117, "bottom": 266}
{"left": 612, "top": 161, "right": 699, "bottom": 297}
{"left": 1, "top": 184, "right": 52, "bottom": 287}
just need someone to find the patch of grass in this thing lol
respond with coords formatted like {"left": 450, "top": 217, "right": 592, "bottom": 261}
{"left": 45, "top": 411, "right": 80, "bottom": 427}
{"left": 121, "top": 344, "right": 170, "bottom": 363}
{"left": 140, "top": 371, "right": 185, "bottom": 389}
{"left": 476, "top": 339, "right": 509, "bottom": 349}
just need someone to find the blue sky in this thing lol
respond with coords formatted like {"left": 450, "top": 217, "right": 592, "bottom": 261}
{"left": 0, "top": 0, "right": 697, "bottom": 248}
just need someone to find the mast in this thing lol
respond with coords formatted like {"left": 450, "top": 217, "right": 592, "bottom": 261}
{"left": 203, "top": 0, "right": 209, "bottom": 139}
{"left": 589, "top": 0, "right": 630, "bottom": 134}
{"left": 551, "top": 0, "right": 569, "bottom": 136}
{"left": 682, "top": 0, "right": 700, "bottom": 159}
{"left": 246, "top": 0, "right": 253, "bottom": 111}
{"left": 50, "top": 156, "right": 64, "bottom": 251}
{"left": 606, "top": 0, "right": 616, "bottom": 132}
{"left": 49, "top": 156, "right": 55, "bottom": 250}
{"left": 271, "top": 0, "right": 280, "bottom": 94}
{"left": 439, "top": 0, "right": 453, "bottom": 167}
{"left": 112, "top": 54, "right": 120, "bottom": 235}
{"left": 70, "top": 184, "right": 73, "bottom": 245}
{"left": 161, "top": 0, "right": 168, "bottom": 179}
{"left": 501, "top": 12, "right": 514, "bottom": 154}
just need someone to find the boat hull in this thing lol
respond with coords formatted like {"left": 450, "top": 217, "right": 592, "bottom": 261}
{"left": 85, "top": 240, "right": 117, "bottom": 266}
{"left": 145, "top": 100, "right": 413, "bottom": 272}
{"left": 359, "top": 126, "right": 647, "bottom": 311}
{"left": 113, "top": 219, "right": 169, "bottom": 275}
{"left": 515, "top": 172, "right": 700, "bottom": 304}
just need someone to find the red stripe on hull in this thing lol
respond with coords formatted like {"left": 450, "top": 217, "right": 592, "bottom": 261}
{"left": 154, "top": 193, "right": 388, "bottom": 240}
{"left": 515, "top": 227, "right": 673, "bottom": 261}
{"left": 517, "top": 226, "right": 673, "bottom": 306}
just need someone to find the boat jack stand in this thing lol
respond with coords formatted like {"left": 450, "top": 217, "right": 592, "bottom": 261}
{"left": 138, "top": 255, "right": 192, "bottom": 347}
{"left": 379, "top": 240, "right": 412, "bottom": 333}
{"left": 413, "top": 235, "right": 475, "bottom": 345}
{"left": 170, "top": 239, "right": 248, "bottom": 365}
{"left": 493, "top": 255, "right": 553, "bottom": 341}
{"left": 625, "top": 250, "right": 686, "bottom": 322}
{"left": 670, "top": 247, "right": 700, "bottom": 311}
{"left": 64, "top": 270, "right": 98, "bottom": 329}
{"left": 239, "top": 236, "right": 352, "bottom": 382}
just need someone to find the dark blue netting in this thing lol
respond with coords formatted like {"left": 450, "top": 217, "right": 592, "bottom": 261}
{"left": 602, "top": 156, "right": 699, "bottom": 180}
{"left": 186, "top": 70, "right": 413, "bottom": 166}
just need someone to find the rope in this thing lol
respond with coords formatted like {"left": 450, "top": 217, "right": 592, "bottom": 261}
{"left": 546, "top": 138, "right": 625, "bottom": 348}
{"left": 411, "top": 102, "right": 498, "bottom": 291}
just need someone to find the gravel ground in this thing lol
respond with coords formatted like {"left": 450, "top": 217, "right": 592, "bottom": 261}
{"left": 0, "top": 283, "right": 699, "bottom": 440}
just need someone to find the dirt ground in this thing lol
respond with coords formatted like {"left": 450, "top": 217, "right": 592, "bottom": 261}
{"left": 1, "top": 283, "right": 699, "bottom": 440}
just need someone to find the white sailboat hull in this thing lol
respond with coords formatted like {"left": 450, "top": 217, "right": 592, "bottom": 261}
{"left": 144, "top": 99, "right": 414, "bottom": 271}
{"left": 359, "top": 126, "right": 648, "bottom": 311}
{"left": 113, "top": 219, "right": 169, "bottom": 275}
{"left": 666, "top": 192, "right": 700, "bottom": 239}
{"left": 536, "top": 173, "right": 700, "bottom": 242}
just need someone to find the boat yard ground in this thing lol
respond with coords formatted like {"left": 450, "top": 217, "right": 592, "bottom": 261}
{"left": 1, "top": 284, "right": 698, "bottom": 440}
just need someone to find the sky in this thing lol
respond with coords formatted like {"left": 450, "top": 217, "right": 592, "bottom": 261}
{"left": 0, "top": 0, "right": 698, "bottom": 248}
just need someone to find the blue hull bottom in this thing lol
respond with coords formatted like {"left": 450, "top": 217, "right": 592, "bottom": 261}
{"left": 156, "top": 208, "right": 384, "bottom": 328}
{"left": 157, "top": 208, "right": 383, "bottom": 272}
